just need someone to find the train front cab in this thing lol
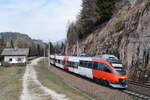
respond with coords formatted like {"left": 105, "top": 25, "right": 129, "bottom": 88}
{"left": 92, "top": 58, "right": 128, "bottom": 88}
{"left": 49, "top": 55, "right": 56, "bottom": 65}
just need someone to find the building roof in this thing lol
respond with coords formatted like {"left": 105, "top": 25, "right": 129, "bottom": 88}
{"left": 1, "top": 48, "right": 29, "bottom": 56}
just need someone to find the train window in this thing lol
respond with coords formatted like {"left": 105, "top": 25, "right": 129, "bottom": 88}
{"left": 67, "top": 61, "right": 71, "bottom": 66}
{"left": 80, "top": 61, "right": 86, "bottom": 67}
{"left": 60, "top": 60, "right": 64, "bottom": 65}
{"left": 75, "top": 62, "right": 79, "bottom": 68}
{"left": 98, "top": 63, "right": 105, "bottom": 71}
{"left": 93, "top": 62, "right": 98, "bottom": 69}
{"left": 98, "top": 66, "right": 104, "bottom": 71}
{"left": 103, "top": 66, "right": 112, "bottom": 73}
{"left": 75, "top": 62, "right": 78, "bottom": 67}
{"left": 64, "top": 61, "right": 67, "bottom": 65}
{"left": 72, "top": 62, "right": 78, "bottom": 68}
{"left": 67, "top": 61, "right": 70, "bottom": 66}
{"left": 82, "top": 61, "right": 85, "bottom": 67}
{"left": 79, "top": 61, "right": 84, "bottom": 66}
{"left": 86, "top": 62, "right": 89, "bottom": 68}
{"left": 83, "top": 61, "right": 88, "bottom": 67}
{"left": 64, "top": 61, "right": 78, "bottom": 68}
{"left": 62, "top": 61, "right": 65, "bottom": 65}
{"left": 70, "top": 62, "right": 73, "bottom": 67}
{"left": 88, "top": 61, "right": 93, "bottom": 68}
{"left": 99, "top": 63, "right": 104, "bottom": 67}
{"left": 59, "top": 60, "right": 61, "bottom": 64}
{"left": 80, "top": 61, "right": 91, "bottom": 68}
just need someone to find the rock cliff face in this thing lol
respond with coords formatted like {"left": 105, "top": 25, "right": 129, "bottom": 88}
{"left": 67, "top": 0, "right": 150, "bottom": 82}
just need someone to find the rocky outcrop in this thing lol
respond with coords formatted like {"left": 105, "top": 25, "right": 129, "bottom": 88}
{"left": 67, "top": 0, "right": 150, "bottom": 82}
{"left": 128, "top": 0, "right": 137, "bottom": 5}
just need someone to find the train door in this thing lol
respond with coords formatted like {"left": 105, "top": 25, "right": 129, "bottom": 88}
{"left": 93, "top": 62, "right": 114, "bottom": 82}
{"left": 78, "top": 60, "right": 93, "bottom": 79}
{"left": 68, "top": 62, "right": 79, "bottom": 74}
{"left": 99, "top": 63, "right": 115, "bottom": 82}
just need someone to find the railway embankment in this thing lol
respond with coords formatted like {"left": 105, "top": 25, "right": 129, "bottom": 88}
{"left": 34, "top": 58, "right": 90, "bottom": 100}
{"left": 127, "top": 82, "right": 150, "bottom": 97}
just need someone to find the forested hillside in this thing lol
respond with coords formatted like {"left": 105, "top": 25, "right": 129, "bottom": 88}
{"left": 0, "top": 32, "right": 31, "bottom": 41}
{"left": 0, "top": 32, "right": 48, "bottom": 56}
{"left": 67, "top": 0, "right": 116, "bottom": 44}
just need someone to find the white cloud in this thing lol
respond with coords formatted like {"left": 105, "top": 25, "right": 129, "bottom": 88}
{"left": 0, "top": 0, "right": 82, "bottom": 42}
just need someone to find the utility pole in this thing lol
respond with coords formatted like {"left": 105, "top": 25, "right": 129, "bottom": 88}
{"left": 143, "top": 35, "right": 150, "bottom": 67}
{"left": 44, "top": 46, "right": 45, "bottom": 65}
{"left": 77, "top": 40, "right": 80, "bottom": 56}
{"left": 143, "top": 35, "right": 150, "bottom": 83}
{"left": 76, "top": 32, "right": 80, "bottom": 56}
{"left": 48, "top": 41, "right": 50, "bottom": 66}
{"left": 65, "top": 42, "right": 68, "bottom": 55}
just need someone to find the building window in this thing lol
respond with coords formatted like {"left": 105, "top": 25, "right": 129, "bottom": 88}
{"left": 18, "top": 58, "right": 22, "bottom": 61}
{"left": 9, "top": 58, "right": 12, "bottom": 61}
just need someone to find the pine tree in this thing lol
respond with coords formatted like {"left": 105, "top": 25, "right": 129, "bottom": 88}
{"left": 10, "top": 40, "right": 14, "bottom": 48}
{"left": 67, "top": 0, "right": 116, "bottom": 43}
{"left": 0, "top": 38, "right": 6, "bottom": 48}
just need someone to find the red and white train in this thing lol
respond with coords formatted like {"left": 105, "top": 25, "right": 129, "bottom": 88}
{"left": 49, "top": 54, "right": 128, "bottom": 88}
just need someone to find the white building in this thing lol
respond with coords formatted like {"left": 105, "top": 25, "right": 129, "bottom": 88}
{"left": 1, "top": 48, "right": 29, "bottom": 65}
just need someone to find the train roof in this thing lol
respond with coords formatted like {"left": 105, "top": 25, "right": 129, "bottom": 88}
{"left": 95, "top": 54, "right": 118, "bottom": 60}
{"left": 50, "top": 54, "right": 119, "bottom": 62}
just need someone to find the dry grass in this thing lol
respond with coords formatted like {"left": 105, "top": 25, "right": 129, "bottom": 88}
{"left": 0, "top": 66, "right": 25, "bottom": 100}
{"left": 34, "top": 59, "right": 90, "bottom": 100}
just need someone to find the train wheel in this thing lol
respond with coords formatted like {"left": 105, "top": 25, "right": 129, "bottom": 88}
{"left": 93, "top": 78, "right": 109, "bottom": 86}
{"left": 94, "top": 78, "right": 99, "bottom": 83}
{"left": 103, "top": 80, "right": 109, "bottom": 86}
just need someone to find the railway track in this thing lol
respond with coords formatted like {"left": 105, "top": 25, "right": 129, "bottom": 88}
{"left": 128, "top": 81, "right": 150, "bottom": 89}
{"left": 55, "top": 66, "right": 150, "bottom": 99}
{"left": 122, "top": 90, "right": 150, "bottom": 100}
{"left": 49, "top": 65, "right": 134, "bottom": 100}
{"left": 122, "top": 81, "right": 150, "bottom": 100}
{"left": 51, "top": 64, "right": 150, "bottom": 99}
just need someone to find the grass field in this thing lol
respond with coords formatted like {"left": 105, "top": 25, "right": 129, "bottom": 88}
{"left": 0, "top": 66, "right": 25, "bottom": 100}
{"left": 34, "top": 60, "right": 90, "bottom": 100}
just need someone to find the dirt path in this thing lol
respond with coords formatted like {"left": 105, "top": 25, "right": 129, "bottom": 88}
{"left": 20, "top": 58, "right": 69, "bottom": 100}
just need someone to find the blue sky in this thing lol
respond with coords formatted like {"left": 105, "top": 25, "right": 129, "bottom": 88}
{"left": 0, "top": 0, "right": 81, "bottom": 42}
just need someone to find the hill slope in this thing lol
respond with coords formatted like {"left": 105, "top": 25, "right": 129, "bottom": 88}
{"left": 0, "top": 32, "right": 47, "bottom": 56}
{"left": 0, "top": 32, "right": 46, "bottom": 46}
{"left": 0, "top": 32, "right": 31, "bottom": 41}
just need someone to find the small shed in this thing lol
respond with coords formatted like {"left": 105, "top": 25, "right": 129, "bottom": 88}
{"left": 1, "top": 48, "right": 29, "bottom": 65}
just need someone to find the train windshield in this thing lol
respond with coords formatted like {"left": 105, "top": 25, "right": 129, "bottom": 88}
{"left": 115, "top": 68, "right": 126, "bottom": 75}
{"left": 107, "top": 59, "right": 126, "bottom": 75}
{"left": 107, "top": 59, "right": 122, "bottom": 64}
